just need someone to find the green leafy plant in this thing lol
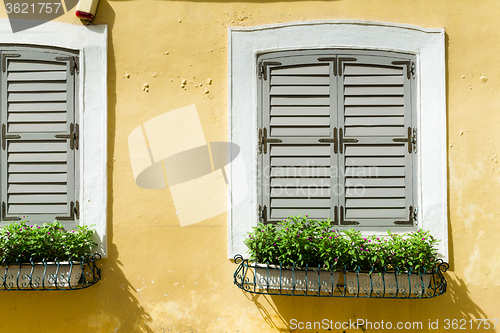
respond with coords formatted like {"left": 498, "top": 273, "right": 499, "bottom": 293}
{"left": 245, "top": 215, "right": 440, "bottom": 273}
{"left": 0, "top": 219, "right": 97, "bottom": 263}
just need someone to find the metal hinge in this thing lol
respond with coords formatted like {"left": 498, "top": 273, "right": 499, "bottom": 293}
{"left": 339, "top": 206, "right": 359, "bottom": 226}
{"left": 1, "top": 202, "right": 21, "bottom": 221}
{"left": 1, "top": 54, "right": 21, "bottom": 73}
{"left": 56, "top": 201, "right": 79, "bottom": 221}
{"left": 317, "top": 57, "right": 338, "bottom": 76}
{"left": 318, "top": 127, "right": 338, "bottom": 154}
{"left": 55, "top": 123, "right": 79, "bottom": 150}
{"left": 391, "top": 60, "right": 415, "bottom": 79}
{"left": 394, "top": 206, "right": 416, "bottom": 225}
{"left": 339, "top": 128, "right": 358, "bottom": 154}
{"left": 56, "top": 56, "right": 79, "bottom": 75}
{"left": 338, "top": 57, "right": 357, "bottom": 76}
{"left": 393, "top": 127, "right": 416, "bottom": 154}
{"left": 2, "top": 124, "right": 21, "bottom": 150}
{"left": 258, "top": 127, "right": 282, "bottom": 154}
{"left": 258, "top": 61, "right": 281, "bottom": 81}
{"left": 258, "top": 205, "right": 268, "bottom": 224}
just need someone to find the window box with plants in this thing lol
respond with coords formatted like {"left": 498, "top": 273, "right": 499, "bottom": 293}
{"left": 233, "top": 216, "right": 448, "bottom": 298}
{"left": 0, "top": 219, "right": 101, "bottom": 290}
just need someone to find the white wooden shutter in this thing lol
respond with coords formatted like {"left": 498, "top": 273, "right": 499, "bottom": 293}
{"left": 1, "top": 49, "right": 78, "bottom": 223}
{"left": 258, "top": 54, "right": 338, "bottom": 223}
{"left": 339, "top": 54, "right": 415, "bottom": 227}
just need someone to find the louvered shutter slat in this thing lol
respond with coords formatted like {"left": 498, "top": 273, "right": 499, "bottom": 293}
{"left": 9, "top": 194, "right": 68, "bottom": 203}
{"left": 271, "top": 127, "right": 331, "bottom": 137}
{"left": 9, "top": 102, "right": 66, "bottom": 112}
{"left": 8, "top": 184, "right": 68, "bottom": 193}
{"left": 9, "top": 204, "right": 68, "bottom": 214}
{"left": 271, "top": 76, "right": 330, "bottom": 85}
{"left": 8, "top": 113, "right": 67, "bottom": 123}
{"left": 1, "top": 50, "right": 77, "bottom": 223}
{"left": 7, "top": 71, "right": 67, "bottom": 81}
{"left": 9, "top": 82, "right": 68, "bottom": 92}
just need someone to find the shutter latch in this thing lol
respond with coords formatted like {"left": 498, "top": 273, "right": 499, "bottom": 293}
{"left": 258, "top": 127, "right": 282, "bottom": 154}
{"left": 258, "top": 61, "right": 281, "bottom": 80}
{"left": 55, "top": 123, "right": 79, "bottom": 150}
{"left": 1, "top": 124, "right": 21, "bottom": 150}
{"left": 393, "top": 127, "right": 416, "bottom": 153}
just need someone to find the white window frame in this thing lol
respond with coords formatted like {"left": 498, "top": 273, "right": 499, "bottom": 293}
{"left": 228, "top": 21, "right": 447, "bottom": 260}
{"left": 0, "top": 20, "right": 108, "bottom": 256}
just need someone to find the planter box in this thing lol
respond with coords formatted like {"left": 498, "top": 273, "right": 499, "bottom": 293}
{"left": 254, "top": 265, "right": 339, "bottom": 293}
{"left": 345, "top": 272, "right": 431, "bottom": 296}
{"left": 2, "top": 263, "right": 83, "bottom": 289}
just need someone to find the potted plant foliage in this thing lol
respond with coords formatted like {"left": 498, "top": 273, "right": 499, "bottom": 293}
{"left": 340, "top": 228, "right": 439, "bottom": 295}
{"left": 244, "top": 215, "right": 440, "bottom": 295}
{"left": 0, "top": 220, "right": 98, "bottom": 288}
{"left": 244, "top": 216, "right": 348, "bottom": 293}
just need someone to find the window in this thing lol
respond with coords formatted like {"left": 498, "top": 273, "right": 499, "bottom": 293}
{"left": 228, "top": 21, "right": 447, "bottom": 260}
{"left": 257, "top": 50, "right": 416, "bottom": 228}
{"left": 0, "top": 20, "right": 108, "bottom": 255}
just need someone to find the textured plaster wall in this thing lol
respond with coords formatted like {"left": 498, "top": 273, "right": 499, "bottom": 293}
{"left": 0, "top": 0, "right": 499, "bottom": 332}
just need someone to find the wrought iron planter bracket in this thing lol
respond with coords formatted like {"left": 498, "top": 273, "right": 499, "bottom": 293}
{"left": 0, "top": 254, "right": 102, "bottom": 291}
{"left": 233, "top": 255, "right": 449, "bottom": 299}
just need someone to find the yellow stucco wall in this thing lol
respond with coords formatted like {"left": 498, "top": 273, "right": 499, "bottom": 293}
{"left": 0, "top": 0, "right": 499, "bottom": 332}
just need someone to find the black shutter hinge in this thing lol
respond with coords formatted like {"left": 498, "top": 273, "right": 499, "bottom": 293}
{"left": 56, "top": 201, "right": 79, "bottom": 221}
{"left": 391, "top": 60, "right": 415, "bottom": 79}
{"left": 340, "top": 205, "right": 359, "bottom": 226}
{"left": 339, "top": 128, "right": 358, "bottom": 154}
{"left": 258, "top": 205, "right": 268, "bottom": 224}
{"left": 258, "top": 61, "right": 281, "bottom": 81}
{"left": 258, "top": 127, "right": 282, "bottom": 154}
{"left": 394, "top": 206, "right": 416, "bottom": 225}
{"left": 393, "top": 127, "right": 416, "bottom": 154}
{"left": 56, "top": 56, "right": 79, "bottom": 75}
{"left": 338, "top": 57, "right": 357, "bottom": 76}
{"left": 1, "top": 202, "right": 21, "bottom": 221}
{"left": 2, "top": 123, "right": 21, "bottom": 150}
{"left": 318, "top": 127, "right": 339, "bottom": 154}
{"left": 317, "top": 57, "right": 338, "bottom": 76}
{"left": 55, "top": 123, "right": 79, "bottom": 150}
{"left": 1, "top": 54, "right": 21, "bottom": 73}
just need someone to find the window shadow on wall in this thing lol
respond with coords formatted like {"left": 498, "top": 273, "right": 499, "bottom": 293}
{"left": 239, "top": 272, "right": 489, "bottom": 332}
